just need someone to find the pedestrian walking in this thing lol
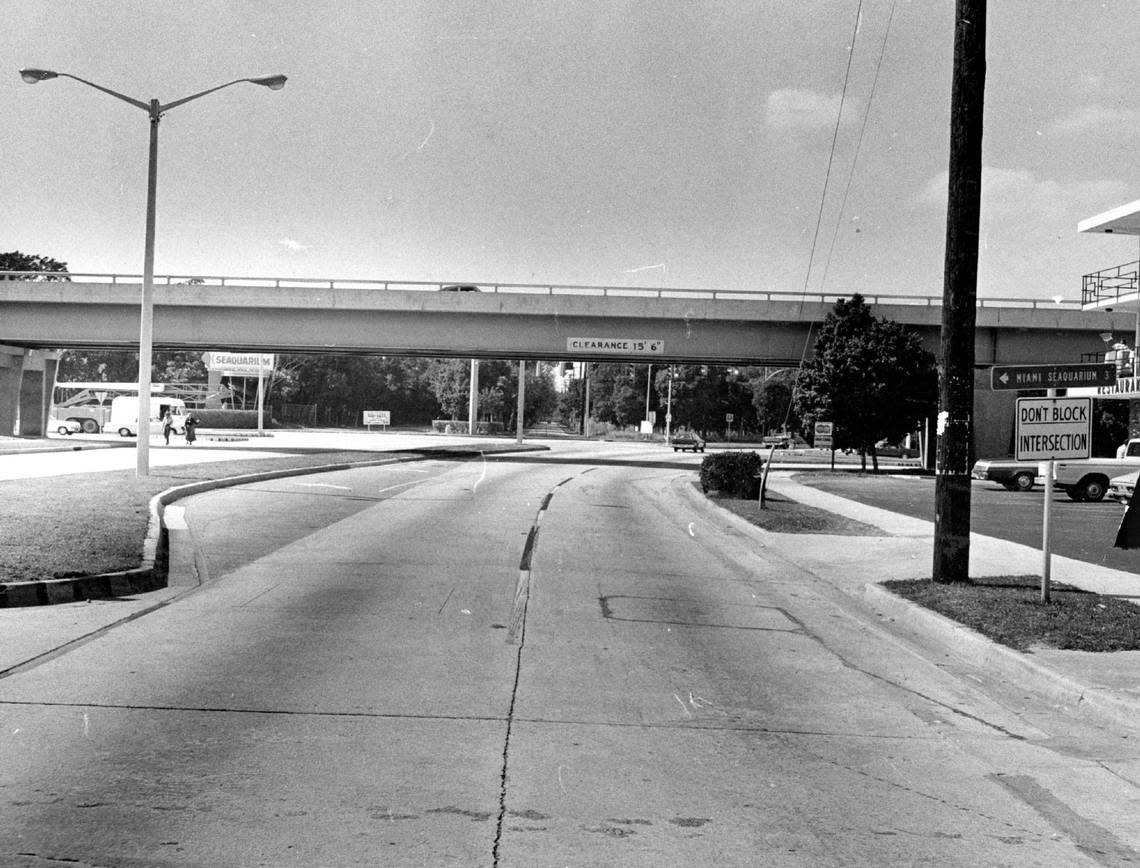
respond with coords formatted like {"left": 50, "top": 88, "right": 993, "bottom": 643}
{"left": 161, "top": 410, "right": 174, "bottom": 445}
{"left": 183, "top": 413, "right": 198, "bottom": 446}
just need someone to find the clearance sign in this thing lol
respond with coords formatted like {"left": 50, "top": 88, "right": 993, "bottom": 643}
{"left": 566, "top": 337, "right": 663, "bottom": 355}
{"left": 1015, "top": 397, "right": 1091, "bottom": 461}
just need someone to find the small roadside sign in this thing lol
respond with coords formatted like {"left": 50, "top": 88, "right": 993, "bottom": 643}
{"left": 991, "top": 363, "right": 1114, "bottom": 391}
{"left": 1015, "top": 397, "right": 1091, "bottom": 461}
{"left": 814, "top": 421, "right": 834, "bottom": 449}
{"left": 363, "top": 410, "right": 391, "bottom": 430}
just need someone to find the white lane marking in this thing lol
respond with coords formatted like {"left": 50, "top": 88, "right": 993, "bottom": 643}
{"left": 164, "top": 506, "right": 187, "bottom": 530}
{"left": 377, "top": 480, "right": 423, "bottom": 495}
{"left": 673, "top": 694, "right": 692, "bottom": 717}
{"left": 293, "top": 482, "right": 351, "bottom": 490}
{"left": 472, "top": 451, "right": 489, "bottom": 494}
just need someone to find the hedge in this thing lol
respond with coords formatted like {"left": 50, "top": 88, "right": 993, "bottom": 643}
{"left": 431, "top": 420, "right": 505, "bottom": 435}
{"left": 699, "top": 451, "right": 763, "bottom": 498}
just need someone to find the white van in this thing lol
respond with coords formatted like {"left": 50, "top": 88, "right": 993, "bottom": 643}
{"left": 109, "top": 395, "right": 187, "bottom": 437}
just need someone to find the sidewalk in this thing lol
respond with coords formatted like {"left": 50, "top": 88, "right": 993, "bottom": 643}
{"left": 755, "top": 471, "right": 1140, "bottom": 730}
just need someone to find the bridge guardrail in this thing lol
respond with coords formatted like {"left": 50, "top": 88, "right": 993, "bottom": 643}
{"left": 0, "top": 271, "right": 1084, "bottom": 310}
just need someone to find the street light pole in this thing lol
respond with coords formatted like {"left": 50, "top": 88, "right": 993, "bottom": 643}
{"left": 19, "top": 69, "right": 286, "bottom": 476}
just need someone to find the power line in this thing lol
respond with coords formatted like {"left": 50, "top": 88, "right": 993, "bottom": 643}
{"left": 819, "top": 0, "right": 899, "bottom": 292}
{"left": 799, "top": 0, "right": 865, "bottom": 301}
{"left": 783, "top": 1, "right": 866, "bottom": 434}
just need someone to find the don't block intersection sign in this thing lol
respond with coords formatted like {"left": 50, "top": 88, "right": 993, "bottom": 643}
{"left": 1015, "top": 397, "right": 1091, "bottom": 461}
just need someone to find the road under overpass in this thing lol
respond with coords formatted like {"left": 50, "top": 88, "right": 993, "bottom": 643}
{"left": 3, "top": 274, "right": 1135, "bottom": 451}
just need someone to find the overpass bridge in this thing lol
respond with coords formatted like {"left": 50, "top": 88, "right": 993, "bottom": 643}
{"left": 2, "top": 271, "right": 1134, "bottom": 446}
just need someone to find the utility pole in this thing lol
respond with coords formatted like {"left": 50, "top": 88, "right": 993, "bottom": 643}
{"left": 933, "top": 0, "right": 986, "bottom": 583}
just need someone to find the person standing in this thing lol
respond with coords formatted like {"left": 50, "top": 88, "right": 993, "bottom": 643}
{"left": 183, "top": 413, "right": 198, "bottom": 446}
{"left": 161, "top": 410, "right": 174, "bottom": 445}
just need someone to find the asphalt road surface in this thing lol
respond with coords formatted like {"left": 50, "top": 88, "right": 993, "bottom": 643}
{"left": 3, "top": 443, "right": 1139, "bottom": 865}
{"left": 800, "top": 473, "right": 1138, "bottom": 572}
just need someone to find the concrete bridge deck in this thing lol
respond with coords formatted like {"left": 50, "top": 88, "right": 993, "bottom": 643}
{"left": 2, "top": 272, "right": 1133, "bottom": 450}
{"left": 0, "top": 273, "right": 1133, "bottom": 366}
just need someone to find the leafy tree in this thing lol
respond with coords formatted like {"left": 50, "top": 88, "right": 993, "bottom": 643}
{"left": 750, "top": 369, "right": 798, "bottom": 435}
{"left": 523, "top": 365, "right": 559, "bottom": 425}
{"left": 1093, "top": 400, "right": 1131, "bottom": 456}
{"left": 427, "top": 359, "right": 470, "bottom": 420}
{"left": 793, "top": 294, "right": 936, "bottom": 470}
{"left": 0, "top": 251, "right": 69, "bottom": 279}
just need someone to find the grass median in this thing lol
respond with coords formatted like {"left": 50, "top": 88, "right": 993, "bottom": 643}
{"left": 0, "top": 449, "right": 429, "bottom": 582}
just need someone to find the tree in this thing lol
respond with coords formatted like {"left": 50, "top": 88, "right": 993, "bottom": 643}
{"left": 0, "top": 251, "right": 69, "bottom": 279}
{"left": 751, "top": 369, "right": 798, "bottom": 435}
{"left": 427, "top": 359, "right": 470, "bottom": 420}
{"left": 1093, "top": 400, "right": 1131, "bottom": 456}
{"left": 793, "top": 294, "right": 937, "bottom": 471}
{"left": 523, "top": 365, "right": 559, "bottom": 426}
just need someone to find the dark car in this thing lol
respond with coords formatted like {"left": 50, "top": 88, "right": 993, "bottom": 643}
{"left": 440, "top": 284, "right": 480, "bottom": 292}
{"left": 672, "top": 435, "right": 706, "bottom": 453}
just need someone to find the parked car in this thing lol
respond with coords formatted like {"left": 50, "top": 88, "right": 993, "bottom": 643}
{"left": 971, "top": 458, "right": 1039, "bottom": 492}
{"left": 875, "top": 439, "right": 920, "bottom": 459}
{"left": 672, "top": 435, "right": 706, "bottom": 453}
{"left": 1109, "top": 470, "right": 1138, "bottom": 507}
{"left": 48, "top": 417, "right": 82, "bottom": 435}
{"left": 1049, "top": 438, "right": 1140, "bottom": 502}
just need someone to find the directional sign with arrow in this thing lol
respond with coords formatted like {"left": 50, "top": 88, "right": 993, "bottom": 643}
{"left": 991, "top": 363, "right": 1115, "bottom": 391}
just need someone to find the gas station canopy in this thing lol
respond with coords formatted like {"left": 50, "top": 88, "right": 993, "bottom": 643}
{"left": 1079, "top": 199, "right": 1140, "bottom": 236}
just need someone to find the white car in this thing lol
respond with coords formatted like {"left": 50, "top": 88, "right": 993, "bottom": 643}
{"left": 48, "top": 417, "right": 82, "bottom": 435}
{"left": 1108, "top": 470, "right": 1138, "bottom": 507}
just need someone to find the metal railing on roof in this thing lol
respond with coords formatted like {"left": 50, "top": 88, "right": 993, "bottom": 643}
{"left": 1082, "top": 260, "right": 1139, "bottom": 306}
{"left": 0, "top": 270, "right": 1084, "bottom": 310}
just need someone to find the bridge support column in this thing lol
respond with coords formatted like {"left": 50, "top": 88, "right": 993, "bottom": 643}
{"left": 468, "top": 359, "right": 479, "bottom": 435}
{"left": 0, "top": 347, "right": 60, "bottom": 437}
{"left": 516, "top": 359, "right": 525, "bottom": 443}
{"left": 0, "top": 345, "right": 24, "bottom": 436}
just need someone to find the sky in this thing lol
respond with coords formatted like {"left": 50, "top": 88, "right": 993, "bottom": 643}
{"left": 5, "top": 1, "right": 1140, "bottom": 302}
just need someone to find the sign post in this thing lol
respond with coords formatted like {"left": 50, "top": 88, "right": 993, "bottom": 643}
{"left": 1013, "top": 389, "right": 1094, "bottom": 602}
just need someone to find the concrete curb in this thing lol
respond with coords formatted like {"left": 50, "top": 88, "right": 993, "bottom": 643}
{"left": 676, "top": 472, "right": 1140, "bottom": 732}
{"left": 861, "top": 582, "right": 1140, "bottom": 730}
{"left": 0, "top": 444, "right": 547, "bottom": 608}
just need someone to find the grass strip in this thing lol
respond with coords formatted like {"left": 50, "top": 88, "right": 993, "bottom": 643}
{"left": 884, "top": 576, "right": 1140, "bottom": 653}
{"left": 0, "top": 450, "right": 427, "bottom": 581}
{"left": 705, "top": 487, "right": 882, "bottom": 536}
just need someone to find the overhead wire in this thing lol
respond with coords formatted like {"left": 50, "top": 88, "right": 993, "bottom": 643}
{"left": 818, "top": 0, "right": 898, "bottom": 293}
{"left": 781, "top": 0, "right": 870, "bottom": 433}
{"left": 798, "top": 0, "right": 865, "bottom": 306}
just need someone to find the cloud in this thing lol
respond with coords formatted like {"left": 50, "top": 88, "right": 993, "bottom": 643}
{"left": 1047, "top": 104, "right": 1140, "bottom": 137}
{"left": 279, "top": 238, "right": 309, "bottom": 252}
{"left": 920, "top": 167, "right": 1130, "bottom": 241}
{"left": 766, "top": 88, "right": 856, "bottom": 132}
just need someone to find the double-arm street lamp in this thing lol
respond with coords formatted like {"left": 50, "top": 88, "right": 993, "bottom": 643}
{"left": 19, "top": 68, "right": 286, "bottom": 475}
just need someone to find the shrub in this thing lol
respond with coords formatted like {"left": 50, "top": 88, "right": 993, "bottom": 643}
{"left": 700, "top": 451, "right": 763, "bottom": 498}
{"left": 431, "top": 420, "right": 505, "bottom": 434}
